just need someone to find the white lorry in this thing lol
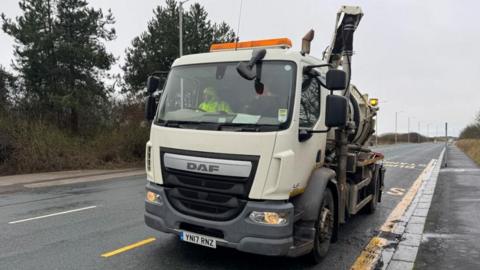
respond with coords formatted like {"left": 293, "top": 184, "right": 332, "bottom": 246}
{"left": 144, "top": 6, "right": 385, "bottom": 263}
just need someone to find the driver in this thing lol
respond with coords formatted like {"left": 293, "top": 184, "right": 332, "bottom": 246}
{"left": 198, "top": 87, "right": 232, "bottom": 113}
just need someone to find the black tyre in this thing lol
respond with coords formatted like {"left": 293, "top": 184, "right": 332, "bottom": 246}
{"left": 309, "top": 188, "right": 335, "bottom": 264}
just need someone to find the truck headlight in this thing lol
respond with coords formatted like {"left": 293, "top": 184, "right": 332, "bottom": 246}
{"left": 146, "top": 191, "right": 161, "bottom": 204}
{"left": 249, "top": 211, "right": 288, "bottom": 225}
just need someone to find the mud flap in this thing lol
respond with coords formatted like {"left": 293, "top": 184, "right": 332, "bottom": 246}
{"left": 377, "top": 164, "right": 385, "bottom": 202}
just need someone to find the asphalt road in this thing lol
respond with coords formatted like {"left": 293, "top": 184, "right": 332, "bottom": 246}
{"left": 0, "top": 143, "right": 444, "bottom": 270}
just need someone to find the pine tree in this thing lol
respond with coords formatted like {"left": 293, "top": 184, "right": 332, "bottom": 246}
{"left": 0, "top": 66, "right": 15, "bottom": 110}
{"left": 55, "top": 0, "right": 116, "bottom": 131}
{"left": 2, "top": 0, "right": 116, "bottom": 132}
{"left": 122, "top": 0, "right": 235, "bottom": 97}
{"left": 2, "top": 0, "right": 57, "bottom": 114}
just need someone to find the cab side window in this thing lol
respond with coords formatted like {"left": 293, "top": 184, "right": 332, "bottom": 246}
{"left": 299, "top": 74, "right": 321, "bottom": 127}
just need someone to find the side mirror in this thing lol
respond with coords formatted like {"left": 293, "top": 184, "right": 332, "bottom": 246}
{"left": 236, "top": 49, "right": 267, "bottom": 80}
{"left": 325, "top": 95, "right": 347, "bottom": 127}
{"left": 147, "top": 75, "right": 160, "bottom": 94}
{"left": 325, "top": 70, "right": 347, "bottom": 90}
{"left": 145, "top": 95, "right": 157, "bottom": 121}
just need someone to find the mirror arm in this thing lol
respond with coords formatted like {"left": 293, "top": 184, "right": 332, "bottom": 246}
{"left": 247, "top": 48, "right": 267, "bottom": 69}
{"left": 307, "top": 127, "right": 331, "bottom": 133}
{"left": 303, "top": 64, "right": 333, "bottom": 74}
{"left": 318, "top": 80, "right": 331, "bottom": 90}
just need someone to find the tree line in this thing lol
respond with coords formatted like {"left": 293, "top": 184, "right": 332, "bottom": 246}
{"left": 0, "top": 0, "right": 235, "bottom": 133}
{"left": 0, "top": 0, "right": 235, "bottom": 174}
{"left": 459, "top": 111, "right": 480, "bottom": 139}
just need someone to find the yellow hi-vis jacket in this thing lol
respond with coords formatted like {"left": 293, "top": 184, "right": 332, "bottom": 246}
{"left": 198, "top": 101, "right": 232, "bottom": 113}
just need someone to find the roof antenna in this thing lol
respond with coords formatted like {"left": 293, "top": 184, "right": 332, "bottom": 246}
{"left": 235, "top": 0, "right": 243, "bottom": 50}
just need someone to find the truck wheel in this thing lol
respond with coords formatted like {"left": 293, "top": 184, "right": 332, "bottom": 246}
{"left": 309, "top": 188, "right": 335, "bottom": 264}
{"left": 365, "top": 176, "right": 378, "bottom": 214}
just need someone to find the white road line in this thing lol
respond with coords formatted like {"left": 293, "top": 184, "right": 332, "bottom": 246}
{"left": 422, "top": 233, "right": 464, "bottom": 240}
{"left": 441, "top": 168, "right": 480, "bottom": 172}
{"left": 8, "top": 205, "right": 97, "bottom": 224}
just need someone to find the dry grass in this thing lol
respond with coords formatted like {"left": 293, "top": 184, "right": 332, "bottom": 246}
{"left": 0, "top": 116, "right": 148, "bottom": 176}
{"left": 456, "top": 139, "right": 480, "bottom": 165}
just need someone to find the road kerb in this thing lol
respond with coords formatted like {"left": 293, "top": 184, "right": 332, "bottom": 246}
{"left": 350, "top": 155, "right": 439, "bottom": 270}
{"left": 24, "top": 170, "right": 145, "bottom": 188}
{"left": 383, "top": 148, "right": 445, "bottom": 270}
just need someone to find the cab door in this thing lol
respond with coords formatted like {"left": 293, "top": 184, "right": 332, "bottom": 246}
{"left": 261, "top": 62, "right": 328, "bottom": 199}
{"left": 293, "top": 64, "right": 329, "bottom": 179}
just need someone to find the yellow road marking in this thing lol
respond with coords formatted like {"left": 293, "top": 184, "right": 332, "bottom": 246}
{"left": 350, "top": 159, "right": 436, "bottom": 270}
{"left": 350, "top": 237, "right": 387, "bottom": 270}
{"left": 101, "top": 237, "right": 156, "bottom": 258}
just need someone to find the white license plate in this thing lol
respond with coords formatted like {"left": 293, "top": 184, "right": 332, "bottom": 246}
{"left": 180, "top": 231, "right": 217, "bottom": 248}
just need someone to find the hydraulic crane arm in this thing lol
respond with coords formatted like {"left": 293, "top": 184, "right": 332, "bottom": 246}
{"left": 323, "top": 6, "right": 363, "bottom": 68}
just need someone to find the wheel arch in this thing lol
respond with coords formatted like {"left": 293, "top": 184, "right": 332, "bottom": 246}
{"left": 292, "top": 167, "right": 337, "bottom": 222}
{"left": 289, "top": 167, "right": 339, "bottom": 257}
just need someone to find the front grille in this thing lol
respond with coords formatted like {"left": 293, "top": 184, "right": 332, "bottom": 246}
{"left": 160, "top": 148, "right": 259, "bottom": 221}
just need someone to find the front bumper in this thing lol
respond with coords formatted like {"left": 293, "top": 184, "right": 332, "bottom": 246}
{"left": 144, "top": 182, "right": 296, "bottom": 256}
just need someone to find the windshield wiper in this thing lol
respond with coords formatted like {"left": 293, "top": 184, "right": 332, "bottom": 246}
{"left": 159, "top": 120, "right": 221, "bottom": 130}
{"left": 158, "top": 120, "right": 195, "bottom": 127}
{"left": 158, "top": 120, "right": 279, "bottom": 131}
{"left": 218, "top": 123, "right": 279, "bottom": 132}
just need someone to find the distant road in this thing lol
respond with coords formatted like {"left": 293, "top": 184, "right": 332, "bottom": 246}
{"left": 0, "top": 143, "right": 443, "bottom": 270}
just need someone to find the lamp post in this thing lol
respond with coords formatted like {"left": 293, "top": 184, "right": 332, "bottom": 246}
{"left": 395, "top": 111, "right": 404, "bottom": 144}
{"left": 179, "top": 0, "right": 191, "bottom": 57}
{"left": 417, "top": 121, "right": 421, "bottom": 143}
{"left": 407, "top": 116, "right": 414, "bottom": 143}
{"left": 427, "top": 123, "right": 431, "bottom": 141}
{"left": 444, "top": 122, "right": 448, "bottom": 167}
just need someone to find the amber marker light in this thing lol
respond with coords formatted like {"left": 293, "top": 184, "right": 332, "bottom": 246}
{"left": 210, "top": 38, "right": 292, "bottom": 52}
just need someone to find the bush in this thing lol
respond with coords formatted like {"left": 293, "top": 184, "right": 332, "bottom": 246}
{"left": 375, "top": 132, "right": 432, "bottom": 144}
{"left": 460, "top": 110, "right": 480, "bottom": 139}
{"left": 0, "top": 103, "right": 149, "bottom": 176}
{"left": 459, "top": 124, "right": 480, "bottom": 139}
{"left": 456, "top": 139, "right": 480, "bottom": 165}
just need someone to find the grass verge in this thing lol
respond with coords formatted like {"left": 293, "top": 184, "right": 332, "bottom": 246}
{"left": 456, "top": 139, "right": 480, "bottom": 165}
{"left": 0, "top": 116, "right": 148, "bottom": 176}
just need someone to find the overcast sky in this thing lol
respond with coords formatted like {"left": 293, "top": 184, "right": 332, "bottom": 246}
{"left": 1, "top": 0, "right": 479, "bottom": 136}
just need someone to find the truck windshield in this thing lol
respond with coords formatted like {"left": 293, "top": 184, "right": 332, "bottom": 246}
{"left": 155, "top": 61, "right": 296, "bottom": 131}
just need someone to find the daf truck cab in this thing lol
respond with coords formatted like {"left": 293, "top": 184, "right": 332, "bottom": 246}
{"left": 144, "top": 6, "right": 385, "bottom": 263}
